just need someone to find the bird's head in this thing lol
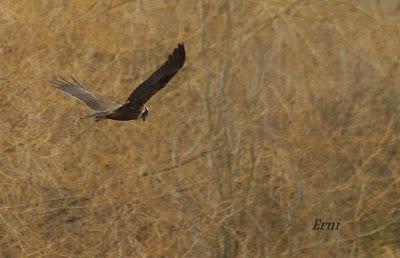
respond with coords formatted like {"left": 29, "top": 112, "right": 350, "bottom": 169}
{"left": 140, "top": 106, "right": 149, "bottom": 122}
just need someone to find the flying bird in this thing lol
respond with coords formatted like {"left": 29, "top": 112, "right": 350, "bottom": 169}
{"left": 51, "top": 43, "right": 185, "bottom": 122}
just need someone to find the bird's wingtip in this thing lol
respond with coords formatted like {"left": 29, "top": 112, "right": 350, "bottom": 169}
{"left": 176, "top": 42, "right": 185, "bottom": 50}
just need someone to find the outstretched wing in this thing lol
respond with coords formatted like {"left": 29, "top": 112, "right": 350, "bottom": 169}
{"left": 51, "top": 77, "right": 107, "bottom": 111}
{"left": 126, "top": 43, "right": 185, "bottom": 106}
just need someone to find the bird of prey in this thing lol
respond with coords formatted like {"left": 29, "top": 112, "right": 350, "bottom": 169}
{"left": 51, "top": 43, "right": 185, "bottom": 122}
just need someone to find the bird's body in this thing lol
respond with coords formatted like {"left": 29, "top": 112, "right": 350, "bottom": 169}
{"left": 51, "top": 43, "right": 185, "bottom": 122}
{"left": 104, "top": 105, "right": 148, "bottom": 121}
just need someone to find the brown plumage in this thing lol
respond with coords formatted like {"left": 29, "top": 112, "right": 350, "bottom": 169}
{"left": 51, "top": 43, "right": 185, "bottom": 121}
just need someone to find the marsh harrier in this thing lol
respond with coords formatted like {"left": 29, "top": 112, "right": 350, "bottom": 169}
{"left": 51, "top": 43, "right": 185, "bottom": 122}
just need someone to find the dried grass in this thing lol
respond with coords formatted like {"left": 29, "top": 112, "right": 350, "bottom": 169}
{"left": 1, "top": 0, "right": 400, "bottom": 257}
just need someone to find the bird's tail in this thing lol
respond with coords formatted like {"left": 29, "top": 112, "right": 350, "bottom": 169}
{"left": 80, "top": 101, "right": 129, "bottom": 121}
{"left": 80, "top": 110, "right": 110, "bottom": 121}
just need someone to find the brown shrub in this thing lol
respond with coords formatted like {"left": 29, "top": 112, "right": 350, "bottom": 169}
{"left": 1, "top": 0, "right": 400, "bottom": 257}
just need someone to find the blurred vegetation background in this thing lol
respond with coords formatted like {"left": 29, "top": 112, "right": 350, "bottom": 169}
{"left": 1, "top": 0, "right": 400, "bottom": 257}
